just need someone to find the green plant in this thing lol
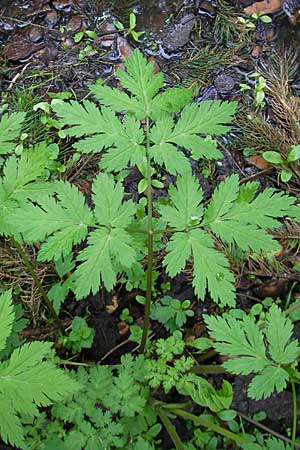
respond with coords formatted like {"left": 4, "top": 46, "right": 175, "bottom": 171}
{"left": 205, "top": 304, "right": 300, "bottom": 400}
{"left": 4, "top": 51, "right": 299, "bottom": 310}
{"left": 238, "top": 12, "right": 272, "bottom": 30}
{"left": 114, "top": 12, "right": 144, "bottom": 42}
{"left": 0, "top": 289, "right": 80, "bottom": 448}
{"left": 205, "top": 304, "right": 300, "bottom": 448}
{"left": 1, "top": 49, "right": 300, "bottom": 449}
{"left": 137, "top": 157, "right": 164, "bottom": 194}
{"left": 60, "top": 316, "right": 95, "bottom": 353}
{"left": 240, "top": 72, "right": 267, "bottom": 108}
{"left": 151, "top": 296, "right": 194, "bottom": 332}
{"left": 263, "top": 144, "right": 300, "bottom": 182}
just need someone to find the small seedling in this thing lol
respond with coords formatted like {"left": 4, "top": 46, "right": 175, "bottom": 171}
{"left": 263, "top": 144, "right": 300, "bottom": 182}
{"left": 238, "top": 12, "right": 272, "bottom": 29}
{"left": 240, "top": 72, "right": 267, "bottom": 108}
{"left": 137, "top": 158, "right": 164, "bottom": 194}
{"left": 114, "top": 12, "right": 144, "bottom": 42}
{"left": 151, "top": 296, "right": 194, "bottom": 332}
{"left": 60, "top": 316, "right": 95, "bottom": 353}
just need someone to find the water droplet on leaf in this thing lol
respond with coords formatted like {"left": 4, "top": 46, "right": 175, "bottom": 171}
{"left": 216, "top": 272, "right": 224, "bottom": 281}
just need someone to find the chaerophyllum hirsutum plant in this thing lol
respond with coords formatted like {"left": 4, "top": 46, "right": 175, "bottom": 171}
{"left": 1, "top": 49, "right": 300, "bottom": 449}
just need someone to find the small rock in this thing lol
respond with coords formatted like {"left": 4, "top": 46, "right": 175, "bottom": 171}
{"left": 254, "top": 279, "right": 287, "bottom": 298}
{"left": 44, "top": 9, "right": 58, "bottom": 27}
{"left": 28, "top": 26, "right": 43, "bottom": 43}
{"left": 251, "top": 44, "right": 263, "bottom": 57}
{"left": 62, "top": 37, "right": 74, "bottom": 48}
{"left": 247, "top": 155, "right": 270, "bottom": 170}
{"left": 52, "top": 0, "right": 73, "bottom": 11}
{"left": 5, "top": 29, "right": 44, "bottom": 61}
{"left": 67, "top": 15, "right": 83, "bottom": 32}
{"left": 214, "top": 73, "right": 235, "bottom": 94}
{"left": 96, "top": 22, "right": 116, "bottom": 48}
{"left": 162, "top": 13, "right": 196, "bottom": 50}
{"left": 41, "top": 45, "right": 59, "bottom": 64}
{"left": 117, "top": 36, "right": 133, "bottom": 61}
{"left": 198, "top": 1, "right": 216, "bottom": 16}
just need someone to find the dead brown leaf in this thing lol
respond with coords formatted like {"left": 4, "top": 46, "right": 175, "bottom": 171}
{"left": 244, "top": 0, "right": 282, "bottom": 15}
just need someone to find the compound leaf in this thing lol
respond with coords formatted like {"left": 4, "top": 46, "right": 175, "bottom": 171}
{"left": 265, "top": 305, "right": 299, "bottom": 365}
{"left": 74, "top": 228, "right": 136, "bottom": 299}
{"left": 92, "top": 173, "right": 136, "bottom": 228}
{"left": 163, "top": 232, "right": 191, "bottom": 277}
{"left": 0, "top": 144, "right": 53, "bottom": 236}
{"left": 0, "top": 290, "right": 15, "bottom": 354}
{"left": 0, "top": 112, "right": 26, "bottom": 154}
{"left": 10, "top": 181, "right": 93, "bottom": 261}
{"left": 90, "top": 83, "right": 144, "bottom": 118}
{"left": 248, "top": 366, "right": 289, "bottom": 400}
{"left": 52, "top": 100, "right": 104, "bottom": 137}
{"left": 117, "top": 49, "right": 164, "bottom": 114}
{"left": 189, "top": 230, "right": 235, "bottom": 306}
{"left": 204, "top": 314, "right": 267, "bottom": 374}
{"left": 158, "top": 172, "right": 203, "bottom": 229}
{"left": 172, "top": 100, "right": 237, "bottom": 138}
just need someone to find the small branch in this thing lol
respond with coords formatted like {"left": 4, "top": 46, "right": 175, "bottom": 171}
{"left": 149, "top": 399, "right": 185, "bottom": 450}
{"left": 171, "top": 408, "right": 249, "bottom": 446}
{"left": 190, "top": 364, "right": 227, "bottom": 374}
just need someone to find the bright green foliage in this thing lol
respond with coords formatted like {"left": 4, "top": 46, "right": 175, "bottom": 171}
{"left": 160, "top": 172, "right": 300, "bottom": 306}
{"left": 0, "top": 290, "right": 81, "bottom": 448}
{"left": 23, "top": 355, "right": 158, "bottom": 450}
{"left": 53, "top": 49, "right": 236, "bottom": 176}
{"left": 0, "top": 289, "right": 15, "bottom": 353}
{"left": 4, "top": 49, "right": 300, "bottom": 308}
{"left": 204, "top": 305, "right": 300, "bottom": 399}
{"left": 151, "top": 296, "right": 194, "bottom": 332}
{"left": 10, "top": 173, "right": 136, "bottom": 299}
{"left": 61, "top": 317, "right": 95, "bottom": 353}
{"left": 144, "top": 332, "right": 233, "bottom": 412}
{"left": 0, "top": 112, "right": 26, "bottom": 154}
{"left": 242, "top": 437, "right": 292, "bottom": 450}
{"left": 158, "top": 172, "right": 203, "bottom": 229}
{"left": 203, "top": 174, "right": 300, "bottom": 253}
{"left": 0, "top": 143, "right": 54, "bottom": 235}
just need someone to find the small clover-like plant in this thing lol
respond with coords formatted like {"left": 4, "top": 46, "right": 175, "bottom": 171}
{"left": 151, "top": 296, "right": 194, "bottom": 332}
{"left": 114, "top": 12, "right": 144, "bottom": 42}
{"left": 263, "top": 144, "right": 300, "bottom": 182}
{"left": 60, "top": 316, "right": 95, "bottom": 353}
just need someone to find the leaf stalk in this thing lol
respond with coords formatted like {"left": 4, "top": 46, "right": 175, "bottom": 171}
{"left": 140, "top": 116, "right": 153, "bottom": 353}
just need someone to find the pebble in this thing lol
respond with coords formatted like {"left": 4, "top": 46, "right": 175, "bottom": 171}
{"left": 52, "top": 0, "right": 73, "bottom": 11}
{"left": 214, "top": 73, "right": 235, "bottom": 94}
{"left": 67, "top": 15, "right": 83, "bottom": 32}
{"left": 162, "top": 13, "right": 196, "bottom": 50}
{"left": 28, "top": 26, "right": 43, "bottom": 43}
{"left": 44, "top": 10, "right": 58, "bottom": 28}
{"left": 5, "top": 29, "right": 44, "bottom": 60}
{"left": 117, "top": 36, "right": 133, "bottom": 61}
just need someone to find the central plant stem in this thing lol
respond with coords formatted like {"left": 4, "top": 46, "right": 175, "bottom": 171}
{"left": 140, "top": 116, "right": 153, "bottom": 353}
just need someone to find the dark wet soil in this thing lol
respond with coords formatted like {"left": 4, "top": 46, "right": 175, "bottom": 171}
{"left": 1, "top": 0, "right": 300, "bottom": 448}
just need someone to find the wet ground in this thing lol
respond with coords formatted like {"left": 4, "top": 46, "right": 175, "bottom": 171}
{"left": 1, "top": 0, "right": 300, "bottom": 447}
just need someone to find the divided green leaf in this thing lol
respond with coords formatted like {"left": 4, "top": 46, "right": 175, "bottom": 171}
{"left": 0, "top": 112, "right": 26, "bottom": 154}
{"left": 204, "top": 305, "right": 300, "bottom": 399}
{"left": 0, "top": 290, "right": 80, "bottom": 448}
